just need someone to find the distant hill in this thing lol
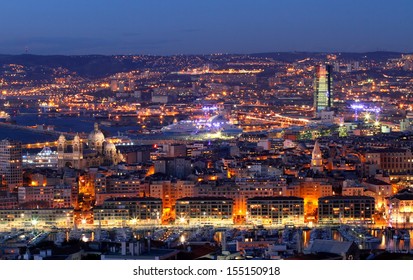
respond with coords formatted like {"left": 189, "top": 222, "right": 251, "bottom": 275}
{"left": 0, "top": 54, "right": 146, "bottom": 78}
{"left": 0, "top": 52, "right": 410, "bottom": 80}
{"left": 249, "top": 51, "right": 407, "bottom": 62}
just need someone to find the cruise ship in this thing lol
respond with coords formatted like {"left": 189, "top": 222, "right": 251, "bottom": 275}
{"left": 161, "top": 115, "right": 243, "bottom": 137}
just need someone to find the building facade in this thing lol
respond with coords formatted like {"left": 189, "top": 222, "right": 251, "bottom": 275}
{"left": 175, "top": 197, "right": 233, "bottom": 225}
{"left": 0, "top": 208, "right": 73, "bottom": 229}
{"left": 318, "top": 196, "right": 375, "bottom": 224}
{"left": 93, "top": 197, "right": 162, "bottom": 227}
{"left": 387, "top": 188, "right": 413, "bottom": 227}
{"left": 247, "top": 196, "right": 304, "bottom": 226}
{"left": 365, "top": 148, "right": 413, "bottom": 175}
{"left": 0, "top": 139, "right": 23, "bottom": 192}
{"left": 314, "top": 64, "right": 333, "bottom": 114}
{"left": 57, "top": 123, "right": 123, "bottom": 169}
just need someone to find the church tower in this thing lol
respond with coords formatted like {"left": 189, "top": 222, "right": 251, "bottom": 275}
{"left": 57, "top": 134, "right": 67, "bottom": 168}
{"left": 311, "top": 140, "right": 323, "bottom": 173}
{"left": 72, "top": 134, "right": 83, "bottom": 169}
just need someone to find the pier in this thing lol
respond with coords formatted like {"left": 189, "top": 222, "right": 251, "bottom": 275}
{"left": 0, "top": 122, "right": 74, "bottom": 137}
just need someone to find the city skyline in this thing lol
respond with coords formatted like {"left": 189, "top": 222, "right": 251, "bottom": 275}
{"left": 2, "top": 1, "right": 413, "bottom": 261}
{"left": 0, "top": 0, "right": 413, "bottom": 55}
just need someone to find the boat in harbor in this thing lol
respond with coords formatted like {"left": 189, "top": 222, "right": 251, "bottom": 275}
{"left": 161, "top": 114, "right": 243, "bottom": 137}
{"left": 0, "top": 111, "right": 10, "bottom": 122}
{"left": 398, "top": 229, "right": 410, "bottom": 240}
{"left": 338, "top": 225, "right": 380, "bottom": 244}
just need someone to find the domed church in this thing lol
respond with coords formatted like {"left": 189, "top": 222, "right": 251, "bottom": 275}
{"left": 57, "top": 123, "right": 123, "bottom": 169}
{"left": 88, "top": 123, "right": 105, "bottom": 153}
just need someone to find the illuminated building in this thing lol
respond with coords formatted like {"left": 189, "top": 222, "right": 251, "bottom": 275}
{"left": 362, "top": 178, "right": 392, "bottom": 210}
{"left": 88, "top": 123, "right": 105, "bottom": 153}
{"left": 18, "top": 185, "right": 73, "bottom": 208}
{"left": 57, "top": 123, "right": 123, "bottom": 169}
{"left": 194, "top": 177, "right": 288, "bottom": 221}
{"left": 105, "top": 174, "right": 142, "bottom": 193}
{"left": 93, "top": 197, "right": 162, "bottom": 227}
{"left": 311, "top": 140, "right": 323, "bottom": 173}
{"left": 364, "top": 148, "right": 413, "bottom": 175}
{"left": 247, "top": 196, "right": 304, "bottom": 226}
{"left": 175, "top": 197, "right": 233, "bottom": 225}
{"left": 318, "top": 196, "right": 375, "bottom": 224}
{"left": 148, "top": 179, "right": 195, "bottom": 217}
{"left": 18, "top": 186, "right": 53, "bottom": 207}
{"left": 342, "top": 185, "right": 365, "bottom": 196}
{"left": 94, "top": 173, "right": 142, "bottom": 205}
{"left": 236, "top": 177, "right": 288, "bottom": 217}
{"left": 313, "top": 64, "right": 333, "bottom": 115}
{"left": 52, "top": 185, "right": 74, "bottom": 208}
{"left": 0, "top": 208, "right": 73, "bottom": 229}
{"left": 0, "top": 139, "right": 23, "bottom": 192}
{"left": 0, "top": 196, "right": 18, "bottom": 209}
{"left": 57, "top": 134, "right": 84, "bottom": 169}
{"left": 387, "top": 188, "right": 413, "bottom": 227}
{"left": 288, "top": 177, "right": 333, "bottom": 222}
{"left": 22, "top": 146, "right": 58, "bottom": 168}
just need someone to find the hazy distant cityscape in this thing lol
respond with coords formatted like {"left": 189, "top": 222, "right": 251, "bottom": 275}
{"left": 1, "top": 51, "right": 413, "bottom": 260}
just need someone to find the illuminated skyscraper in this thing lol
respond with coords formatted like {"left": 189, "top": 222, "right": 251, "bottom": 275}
{"left": 0, "top": 139, "right": 23, "bottom": 192}
{"left": 313, "top": 64, "right": 333, "bottom": 115}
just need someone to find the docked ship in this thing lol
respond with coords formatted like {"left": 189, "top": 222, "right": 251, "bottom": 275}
{"left": 0, "top": 111, "right": 10, "bottom": 122}
{"left": 161, "top": 115, "right": 243, "bottom": 137}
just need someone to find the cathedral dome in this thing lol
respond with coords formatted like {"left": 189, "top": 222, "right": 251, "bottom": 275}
{"left": 88, "top": 123, "right": 105, "bottom": 144}
{"left": 104, "top": 141, "right": 116, "bottom": 154}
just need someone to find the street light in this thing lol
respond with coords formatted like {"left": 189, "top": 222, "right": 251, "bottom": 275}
{"left": 31, "top": 218, "right": 38, "bottom": 232}
{"left": 130, "top": 218, "right": 138, "bottom": 228}
{"left": 180, "top": 235, "right": 186, "bottom": 250}
{"left": 156, "top": 211, "right": 160, "bottom": 225}
{"left": 81, "top": 218, "right": 87, "bottom": 229}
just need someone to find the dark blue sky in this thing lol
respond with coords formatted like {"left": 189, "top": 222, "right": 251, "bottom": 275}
{"left": 1, "top": 0, "right": 412, "bottom": 55}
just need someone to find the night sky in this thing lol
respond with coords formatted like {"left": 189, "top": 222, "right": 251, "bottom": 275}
{"left": 0, "top": 0, "right": 412, "bottom": 55}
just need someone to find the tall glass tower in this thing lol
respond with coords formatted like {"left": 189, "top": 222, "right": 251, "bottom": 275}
{"left": 313, "top": 64, "right": 333, "bottom": 115}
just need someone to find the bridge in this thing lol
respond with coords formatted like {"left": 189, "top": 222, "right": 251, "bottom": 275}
{"left": 239, "top": 112, "right": 310, "bottom": 128}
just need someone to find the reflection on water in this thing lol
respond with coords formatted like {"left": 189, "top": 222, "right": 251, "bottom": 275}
{"left": 373, "top": 229, "right": 412, "bottom": 252}
{"left": 303, "top": 229, "right": 308, "bottom": 245}
{"left": 303, "top": 228, "right": 343, "bottom": 247}
{"left": 332, "top": 230, "right": 342, "bottom": 242}
{"left": 303, "top": 227, "right": 413, "bottom": 252}
{"left": 1, "top": 113, "right": 178, "bottom": 143}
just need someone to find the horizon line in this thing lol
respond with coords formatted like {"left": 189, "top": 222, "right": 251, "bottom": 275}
{"left": 1, "top": 50, "right": 413, "bottom": 57}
